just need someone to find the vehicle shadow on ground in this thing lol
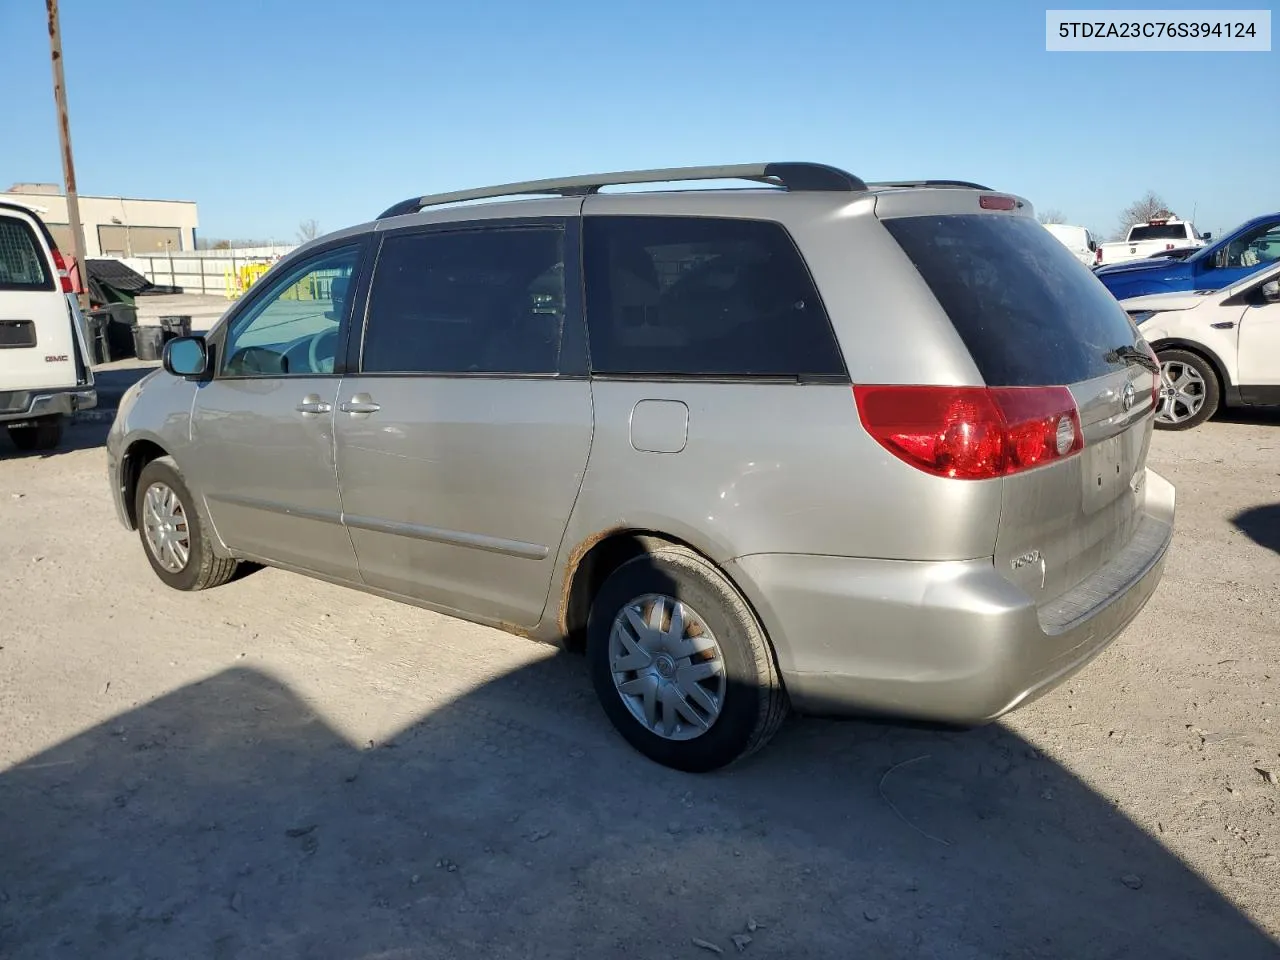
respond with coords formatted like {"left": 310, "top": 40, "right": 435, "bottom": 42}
{"left": 1214, "top": 407, "right": 1280, "bottom": 427}
{"left": 1232, "top": 503, "right": 1280, "bottom": 555}
{"left": 92, "top": 362, "right": 157, "bottom": 406}
{"left": 0, "top": 420, "right": 109, "bottom": 460}
{"left": 2, "top": 661, "right": 1275, "bottom": 959}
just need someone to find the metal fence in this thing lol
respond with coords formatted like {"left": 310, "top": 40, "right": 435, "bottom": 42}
{"left": 126, "top": 244, "right": 300, "bottom": 299}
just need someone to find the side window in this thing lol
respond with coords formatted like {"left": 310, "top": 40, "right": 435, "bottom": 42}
{"left": 362, "top": 226, "right": 565, "bottom": 375}
{"left": 582, "top": 216, "right": 845, "bottom": 378}
{"left": 1228, "top": 223, "right": 1280, "bottom": 268}
{"left": 0, "top": 216, "right": 54, "bottom": 292}
{"left": 222, "top": 246, "right": 359, "bottom": 377}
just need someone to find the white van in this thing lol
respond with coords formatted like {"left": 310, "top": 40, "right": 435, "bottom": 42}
{"left": 1042, "top": 223, "right": 1099, "bottom": 268}
{"left": 0, "top": 202, "right": 96, "bottom": 451}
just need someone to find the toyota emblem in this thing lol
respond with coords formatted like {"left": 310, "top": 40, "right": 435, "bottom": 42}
{"left": 1122, "top": 382, "right": 1136, "bottom": 411}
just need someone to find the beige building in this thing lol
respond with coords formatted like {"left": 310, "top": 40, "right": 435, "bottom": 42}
{"left": 0, "top": 183, "right": 199, "bottom": 258}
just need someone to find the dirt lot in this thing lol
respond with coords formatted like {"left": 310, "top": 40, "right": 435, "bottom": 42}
{"left": 1, "top": 409, "right": 1277, "bottom": 959}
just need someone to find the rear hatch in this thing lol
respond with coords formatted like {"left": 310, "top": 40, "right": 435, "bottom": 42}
{"left": 0, "top": 207, "right": 81, "bottom": 395}
{"left": 881, "top": 210, "right": 1160, "bottom": 606}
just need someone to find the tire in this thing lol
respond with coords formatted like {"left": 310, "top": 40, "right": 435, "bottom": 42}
{"left": 586, "top": 546, "right": 788, "bottom": 772}
{"left": 6, "top": 416, "right": 64, "bottom": 451}
{"left": 1154, "top": 349, "right": 1220, "bottom": 431}
{"left": 134, "top": 456, "right": 239, "bottom": 591}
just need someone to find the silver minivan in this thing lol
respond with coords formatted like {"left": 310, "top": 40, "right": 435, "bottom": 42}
{"left": 106, "top": 163, "right": 1175, "bottom": 771}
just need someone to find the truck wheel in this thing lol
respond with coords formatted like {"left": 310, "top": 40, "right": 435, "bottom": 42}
{"left": 6, "top": 416, "right": 65, "bottom": 452}
{"left": 1155, "top": 349, "right": 1219, "bottom": 431}
{"left": 135, "top": 456, "right": 240, "bottom": 591}
{"left": 586, "top": 546, "right": 788, "bottom": 772}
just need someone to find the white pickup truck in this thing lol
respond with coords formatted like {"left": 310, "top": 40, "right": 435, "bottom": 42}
{"left": 1095, "top": 217, "right": 1210, "bottom": 267}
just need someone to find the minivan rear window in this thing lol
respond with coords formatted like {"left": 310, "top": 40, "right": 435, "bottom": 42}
{"left": 0, "top": 216, "right": 54, "bottom": 293}
{"left": 883, "top": 215, "right": 1141, "bottom": 387}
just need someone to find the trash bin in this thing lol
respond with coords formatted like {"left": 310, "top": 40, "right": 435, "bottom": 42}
{"left": 132, "top": 324, "right": 167, "bottom": 362}
{"left": 159, "top": 315, "right": 193, "bottom": 339}
{"left": 104, "top": 303, "right": 139, "bottom": 361}
{"left": 84, "top": 309, "right": 112, "bottom": 365}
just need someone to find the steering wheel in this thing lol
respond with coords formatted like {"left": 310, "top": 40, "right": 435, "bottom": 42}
{"left": 307, "top": 328, "right": 337, "bottom": 374}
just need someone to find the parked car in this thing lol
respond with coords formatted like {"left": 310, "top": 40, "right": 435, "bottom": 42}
{"left": 0, "top": 201, "right": 96, "bottom": 451}
{"left": 1096, "top": 213, "right": 1280, "bottom": 300}
{"left": 1041, "top": 223, "right": 1099, "bottom": 267}
{"left": 1095, "top": 217, "right": 1209, "bottom": 267}
{"left": 1121, "top": 261, "right": 1280, "bottom": 430}
{"left": 106, "top": 162, "right": 1174, "bottom": 771}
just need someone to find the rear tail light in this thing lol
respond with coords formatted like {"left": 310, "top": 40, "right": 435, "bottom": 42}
{"left": 853, "top": 385, "right": 1083, "bottom": 480}
{"left": 51, "top": 249, "right": 74, "bottom": 294}
{"left": 1142, "top": 341, "right": 1161, "bottom": 409}
{"left": 1095, "top": 246, "right": 1103, "bottom": 263}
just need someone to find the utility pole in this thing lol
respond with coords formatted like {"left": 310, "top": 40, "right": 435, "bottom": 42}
{"left": 46, "top": 0, "right": 90, "bottom": 311}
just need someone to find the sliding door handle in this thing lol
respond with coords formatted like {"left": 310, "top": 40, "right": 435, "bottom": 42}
{"left": 340, "top": 394, "right": 381, "bottom": 415}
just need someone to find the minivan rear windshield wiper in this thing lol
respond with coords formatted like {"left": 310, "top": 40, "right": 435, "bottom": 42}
{"left": 1105, "top": 344, "right": 1159, "bottom": 374}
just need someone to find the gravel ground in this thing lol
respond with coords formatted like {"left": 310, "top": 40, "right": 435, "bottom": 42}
{"left": 0, "top": 410, "right": 1277, "bottom": 959}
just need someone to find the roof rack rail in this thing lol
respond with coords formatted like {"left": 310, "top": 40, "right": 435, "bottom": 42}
{"left": 377, "top": 162, "right": 868, "bottom": 220}
{"left": 865, "top": 179, "right": 994, "bottom": 191}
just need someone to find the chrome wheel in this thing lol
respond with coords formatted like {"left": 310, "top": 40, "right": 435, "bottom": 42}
{"left": 142, "top": 482, "right": 191, "bottom": 573}
{"left": 1157, "top": 359, "right": 1206, "bottom": 425}
{"left": 608, "top": 594, "right": 726, "bottom": 741}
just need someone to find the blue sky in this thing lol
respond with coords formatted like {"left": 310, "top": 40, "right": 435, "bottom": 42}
{"left": 4, "top": 0, "right": 1276, "bottom": 242}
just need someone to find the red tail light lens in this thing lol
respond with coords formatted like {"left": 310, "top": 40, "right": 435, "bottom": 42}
{"left": 979, "top": 195, "right": 1016, "bottom": 211}
{"left": 853, "top": 385, "right": 1084, "bottom": 480}
{"left": 1142, "top": 342, "right": 1161, "bottom": 409}
{"left": 51, "top": 249, "right": 74, "bottom": 294}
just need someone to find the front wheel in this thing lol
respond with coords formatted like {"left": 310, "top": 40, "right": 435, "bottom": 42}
{"left": 6, "top": 415, "right": 64, "bottom": 451}
{"left": 1154, "top": 349, "right": 1220, "bottom": 431}
{"left": 134, "top": 457, "right": 240, "bottom": 591}
{"left": 586, "top": 546, "right": 787, "bottom": 772}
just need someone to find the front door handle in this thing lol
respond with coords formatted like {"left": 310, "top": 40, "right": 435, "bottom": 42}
{"left": 296, "top": 394, "right": 333, "bottom": 416}
{"left": 340, "top": 393, "right": 381, "bottom": 415}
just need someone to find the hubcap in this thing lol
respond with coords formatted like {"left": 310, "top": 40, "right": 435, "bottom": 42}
{"left": 142, "top": 482, "right": 191, "bottom": 573}
{"left": 607, "top": 594, "right": 727, "bottom": 741}
{"left": 1157, "top": 359, "right": 1206, "bottom": 425}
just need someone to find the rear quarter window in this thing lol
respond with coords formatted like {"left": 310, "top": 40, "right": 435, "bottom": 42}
{"left": 883, "top": 214, "right": 1141, "bottom": 387}
{"left": 0, "top": 216, "right": 54, "bottom": 293}
{"left": 583, "top": 216, "right": 846, "bottom": 379}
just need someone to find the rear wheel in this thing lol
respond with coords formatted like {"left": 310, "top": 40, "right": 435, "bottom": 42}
{"left": 6, "top": 415, "right": 64, "bottom": 451}
{"left": 1154, "top": 349, "right": 1219, "bottom": 431}
{"left": 135, "top": 457, "right": 239, "bottom": 591}
{"left": 586, "top": 546, "right": 787, "bottom": 772}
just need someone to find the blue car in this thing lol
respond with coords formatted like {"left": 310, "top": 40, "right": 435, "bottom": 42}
{"left": 1095, "top": 212, "right": 1280, "bottom": 300}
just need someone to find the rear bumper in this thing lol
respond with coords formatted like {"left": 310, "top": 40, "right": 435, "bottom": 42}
{"left": 729, "top": 468, "right": 1175, "bottom": 725}
{"left": 0, "top": 386, "right": 97, "bottom": 425}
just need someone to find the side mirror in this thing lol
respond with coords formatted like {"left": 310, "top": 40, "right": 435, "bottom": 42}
{"left": 1262, "top": 280, "right": 1280, "bottom": 303}
{"left": 163, "top": 336, "right": 209, "bottom": 379}
{"left": 1200, "top": 232, "right": 1213, "bottom": 241}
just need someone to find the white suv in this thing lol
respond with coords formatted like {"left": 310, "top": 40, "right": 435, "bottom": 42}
{"left": 1122, "top": 261, "right": 1280, "bottom": 430}
{"left": 0, "top": 202, "right": 96, "bottom": 450}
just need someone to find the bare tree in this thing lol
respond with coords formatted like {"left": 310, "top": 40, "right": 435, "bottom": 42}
{"left": 1037, "top": 209, "right": 1067, "bottom": 225}
{"left": 1115, "top": 191, "right": 1173, "bottom": 239}
{"left": 297, "top": 219, "right": 321, "bottom": 243}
